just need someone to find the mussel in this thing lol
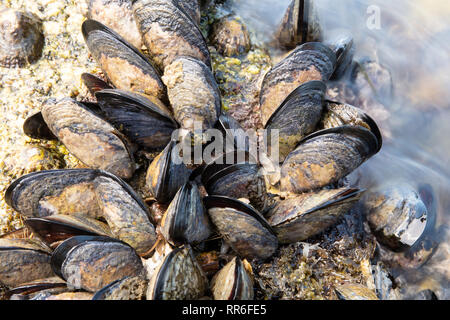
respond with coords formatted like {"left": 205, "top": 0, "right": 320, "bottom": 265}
{"left": 95, "top": 89, "right": 177, "bottom": 152}
{"left": 7, "top": 277, "right": 67, "bottom": 300}
{"left": 51, "top": 236, "right": 144, "bottom": 292}
{"left": 266, "top": 188, "right": 364, "bottom": 243}
{"left": 0, "top": 239, "right": 53, "bottom": 288}
{"left": 82, "top": 19, "right": 166, "bottom": 100}
{"left": 92, "top": 276, "right": 148, "bottom": 300}
{"left": 280, "top": 126, "right": 379, "bottom": 193}
{"left": 146, "top": 245, "right": 208, "bottom": 300}
{"left": 132, "top": 0, "right": 211, "bottom": 71}
{"left": 161, "top": 181, "right": 212, "bottom": 246}
{"left": 173, "top": 0, "right": 201, "bottom": 25}
{"left": 25, "top": 98, "right": 135, "bottom": 179}
{"left": 162, "top": 56, "right": 221, "bottom": 141}
{"left": 87, "top": 0, "right": 143, "bottom": 49}
{"left": 210, "top": 15, "right": 251, "bottom": 57}
{"left": 0, "top": 8, "right": 44, "bottom": 68}
{"left": 211, "top": 257, "right": 254, "bottom": 300}
{"left": 81, "top": 72, "right": 112, "bottom": 95}
{"left": 146, "top": 140, "right": 192, "bottom": 204}
{"left": 260, "top": 42, "right": 336, "bottom": 125}
{"left": 264, "top": 80, "right": 326, "bottom": 162}
{"left": 204, "top": 196, "right": 278, "bottom": 261}
{"left": 273, "top": 0, "right": 322, "bottom": 49}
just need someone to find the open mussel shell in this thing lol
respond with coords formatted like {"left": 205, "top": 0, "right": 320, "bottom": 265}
{"left": 280, "top": 125, "right": 379, "bottom": 193}
{"left": 162, "top": 56, "right": 221, "bottom": 141}
{"left": 7, "top": 277, "right": 67, "bottom": 300}
{"left": 265, "top": 80, "right": 326, "bottom": 162}
{"left": 0, "top": 8, "right": 44, "bottom": 68}
{"left": 273, "top": 0, "right": 322, "bottom": 49}
{"left": 51, "top": 236, "right": 144, "bottom": 293}
{"left": 95, "top": 89, "right": 177, "bottom": 152}
{"left": 81, "top": 72, "right": 112, "bottom": 95}
{"left": 5, "top": 169, "right": 104, "bottom": 218}
{"left": 0, "top": 239, "right": 53, "bottom": 288}
{"left": 211, "top": 257, "right": 254, "bottom": 300}
{"left": 161, "top": 181, "right": 212, "bottom": 246}
{"left": 87, "top": 0, "right": 143, "bottom": 49}
{"left": 82, "top": 19, "right": 166, "bottom": 100}
{"left": 260, "top": 42, "right": 336, "bottom": 125}
{"left": 92, "top": 276, "right": 147, "bottom": 300}
{"left": 132, "top": 0, "right": 211, "bottom": 71}
{"left": 24, "top": 213, "right": 113, "bottom": 248}
{"left": 146, "top": 140, "right": 192, "bottom": 204}
{"left": 41, "top": 98, "right": 135, "bottom": 179}
{"left": 146, "top": 245, "right": 208, "bottom": 300}
{"left": 363, "top": 183, "right": 433, "bottom": 252}
{"left": 201, "top": 152, "right": 267, "bottom": 211}
{"left": 23, "top": 112, "right": 57, "bottom": 140}
{"left": 266, "top": 188, "right": 364, "bottom": 243}
{"left": 204, "top": 196, "right": 278, "bottom": 261}
{"left": 320, "top": 101, "right": 382, "bottom": 152}
{"left": 93, "top": 171, "right": 157, "bottom": 256}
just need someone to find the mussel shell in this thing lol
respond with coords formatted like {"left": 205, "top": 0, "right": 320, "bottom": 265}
{"left": 266, "top": 188, "right": 364, "bottom": 243}
{"left": 92, "top": 276, "right": 147, "bottom": 300}
{"left": 0, "top": 9, "right": 44, "bottom": 68}
{"left": 173, "top": 0, "right": 201, "bottom": 25}
{"left": 51, "top": 236, "right": 144, "bottom": 292}
{"left": 321, "top": 101, "right": 382, "bottom": 152}
{"left": 214, "top": 113, "right": 249, "bottom": 153}
{"left": 42, "top": 98, "right": 135, "bottom": 179}
{"left": 31, "top": 291, "right": 94, "bottom": 300}
{"left": 204, "top": 196, "right": 278, "bottom": 261}
{"left": 146, "top": 245, "right": 208, "bottom": 300}
{"left": 82, "top": 19, "right": 166, "bottom": 100}
{"left": 25, "top": 214, "right": 113, "bottom": 247}
{"left": 146, "top": 141, "right": 192, "bottom": 204}
{"left": 162, "top": 56, "right": 221, "bottom": 137}
{"left": 260, "top": 42, "right": 336, "bottom": 125}
{"left": 7, "top": 277, "right": 67, "bottom": 300}
{"left": 324, "top": 30, "right": 354, "bottom": 79}
{"left": 273, "top": 0, "right": 322, "bottom": 49}
{"left": 81, "top": 72, "right": 112, "bottom": 95}
{"left": 202, "top": 152, "right": 267, "bottom": 211}
{"left": 210, "top": 15, "right": 251, "bottom": 57}
{"left": 5, "top": 169, "right": 104, "bottom": 218}
{"left": 211, "top": 257, "right": 254, "bottom": 300}
{"left": 23, "top": 112, "right": 57, "bottom": 140}
{"left": 87, "top": 0, "right": 143, "bottom": 49}
{"left": 95, "top": 89, "right": 177, "bottom": 151}
{"left": 0, "top": 239, "right": 53, "bottom": 287}
{"left": 363, "top": 183, "right": 431, "bottom": 252}
{"left": 280, "top": 126, "right": 379, "bottom": 193}
{"left": 132, "top": 0, "right": 211, "bottom": 71}
{"left": 161, "top": 181, "right": 212, "bottom": 246}
{"left": 94, "top": 173, "right": 157, "bottom": 255}
{"left": 265, "top": 80, "right": 326, "bottom": 162}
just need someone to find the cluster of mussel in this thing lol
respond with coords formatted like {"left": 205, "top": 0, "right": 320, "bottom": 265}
{"left": 0, "top": 0, "right": 430, "bottom": 300}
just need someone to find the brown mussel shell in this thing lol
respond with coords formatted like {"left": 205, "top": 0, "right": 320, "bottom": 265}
{"left": 273, "top": 0, "right": 322, "bottom": 49}
{"left": 260, "top": 42, "right": 336, "bottom": 125}
{"left": 280, "top": 125, "right": 379, "bottom": 193}
{"left": 321, "top": 100, "right": 382, "bottom": 152}
{"left": 146, "top": 140, "right": 192, "bottom": 204}
{"left": 211, "top": 256, "right": 254, "bottom": 300}
{"left": 266, "top": 188, "right": 364, "bottom": 243}
{"left": 82, "top": 19, "right": 166, "bottom": 101}
{"left": 81, "top": 72, "right": 112, "bottom": 95}
{"left": 23, "top": 112, "right": 57, "bottom": 140}
{"left": 132, "top": 0, "right": 211, "bottom": 71}
{"left": 87, "top": 0, "right": 143, "bottom": 49}
{"left": 51, "top": 236, "right": 144, "bottom": 293}
{"left": 0, "top": 8, "right": 44, "bottom": 68}
{"left": 201, "top": 152, "right": 267, "bottom": 211}
{"left": 92, "top": 275, "right": 148, "bottom": 300}
{"left": 95, "top": 89, "right": 177, "bottom": 152}
{"left": 210, "top": 15, "right": 251, "bottom": 57}
{"left": 41, "top": 98, "right": 135, "bottom": 179}
{"left": 0, "top": 239, "right": 53, "bottom": 288}
{"left": 204, "top": 196, "right": 278, "bottom": 261}
{"left": 24, "top": 213, "right": 113, "bottom": 248}
{"left": 146, "top": 245, "right": 208, "bottom": 300}
{"left": 265, "top": 80, "right": 326, "bottom": 162}
{"left": 162, "top": 56, "right": 221, "bottom": 139}
{"left": 161, "top": 181, "right": 212, "bottom": 246}
{"left": 7, "top": 277, "right": 67, "bottom": 300}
